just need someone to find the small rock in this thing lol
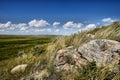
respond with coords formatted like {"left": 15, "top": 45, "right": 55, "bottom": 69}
{"left": 87, "top": 34, "right": 95, "bottom": 38}
{"left": 11, "top": 64, "right": 27, "bottom": 74}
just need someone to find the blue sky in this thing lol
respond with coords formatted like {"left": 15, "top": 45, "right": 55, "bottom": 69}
{"left": 0, "top": 0, "right": 120, "bottom": 35}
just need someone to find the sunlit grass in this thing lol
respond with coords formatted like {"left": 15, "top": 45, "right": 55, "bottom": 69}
{"left": 0, "top": 22, "right": 120, "bottom": 79}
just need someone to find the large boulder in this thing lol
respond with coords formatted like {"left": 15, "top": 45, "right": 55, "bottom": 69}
{"left": 11, "top": 64, "right": 27, "bottom": 74}
{"left": 54, "top": 46, "right": 88, "bottom": 71}
{"left": 54, "top": 39, "right": 120, "bottom": 71}
{"left": 78, "top": 39, "right": 120, "bottom": 67}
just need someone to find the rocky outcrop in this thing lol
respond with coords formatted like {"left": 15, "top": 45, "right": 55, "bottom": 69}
{"left": 54, "top": 46, "right": 88, "bottom": 71}
{"left": 54, "top": 39, "right": 120, "bottom": 71}
{"left": 11, "top": 64, "right": 27, "bottom": 74}
{"left": 78, "top": 39, "right": 120, "bottom": 67}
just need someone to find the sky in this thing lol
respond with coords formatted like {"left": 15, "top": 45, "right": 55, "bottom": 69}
{"left": 0, "top": 0, "right": 120, "bottom": 35}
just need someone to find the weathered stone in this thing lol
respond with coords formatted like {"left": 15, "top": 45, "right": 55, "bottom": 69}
{"left": 54, "top": 47, "right": 88, "bottom": 71}
{"left": 11, "top": 64, "right": 27, "bottom": 74}
{"left": 78, "top": 39, "right": 120, "bottom": 67}
{"left": 54, "top": 39, "right": 120, "bottom": 71}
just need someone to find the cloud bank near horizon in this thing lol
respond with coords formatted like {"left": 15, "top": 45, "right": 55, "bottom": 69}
{"left": 0, "top": 18, "right": 118, "bottom": 35}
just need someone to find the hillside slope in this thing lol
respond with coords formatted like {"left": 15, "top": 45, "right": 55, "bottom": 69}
{"left": 0, "top": 21, "right": 120, "bottom": 80}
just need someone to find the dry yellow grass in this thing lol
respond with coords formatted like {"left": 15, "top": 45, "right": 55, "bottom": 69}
{"left": 0, "top": 21, "right": 120, "bottom": 80}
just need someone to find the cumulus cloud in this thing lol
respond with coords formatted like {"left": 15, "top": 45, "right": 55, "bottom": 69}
{"left": 54, "top": 29, "right": 60, "bottom": 32}
{"left": 86, "top": 24, "right": 96, "bottom": 29}
{"left": 16, "top": 23, "right": 27, "bottom": 28}
{"left": 53, "top": 22, "right": 60, "bottom": 28}
{"left": 20, "top": 27, "right": 28, "bottom": 31}
{"left": 102, "top": 18, "right": 117, "bottom": 23}
{"left": 9, "top": 27, "right": 15, "bottom": 30}
{"left": 0, "top": 20, "right": 98, "bottom": 35}
{"left": 63, "top": 21, "right": 83, "bottom": 29}
{"left": 34, "top": 29, "right": 41, "bottom": 32}
{"left": 28, "top": 19, "right": 50, "bottom": 28}
{"left": 0, "top": 21, "right": 12, "bottom": 28}
{"left": 83, "top": 24, "right": 96, "bottom": 31}
{"left": 1, "top": 22, "right": 29, "bottom": 32}
{"left": 0, "top": 22, "right": 27, "bottom": 30}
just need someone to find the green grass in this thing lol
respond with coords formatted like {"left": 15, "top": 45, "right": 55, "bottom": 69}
{"left": 0, "top": 35, "right": 56, "bottom": 61}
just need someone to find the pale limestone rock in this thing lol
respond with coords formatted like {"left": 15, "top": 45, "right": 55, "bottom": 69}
{"left": 78, "top": 39, "right": 120, "bottom": 67}
{"left": 11, "top": 64, "right": 27, "bottom": 74}
{"left": 87, "top": 34, "right": 95, "bottom": 38}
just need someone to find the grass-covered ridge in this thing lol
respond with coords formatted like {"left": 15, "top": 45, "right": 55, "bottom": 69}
{"left": 62, "top": 21, "right": 120, "bottom": 47}
{"left": 0, "top": 22, "right": 120, "bottom": 80}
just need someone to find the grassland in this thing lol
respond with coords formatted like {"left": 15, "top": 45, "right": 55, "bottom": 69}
{"left": 0, "top": 35, "right": 57, "bottom": 61}
{"left": 0, "top": 22, "right": 120, "bottom": 80}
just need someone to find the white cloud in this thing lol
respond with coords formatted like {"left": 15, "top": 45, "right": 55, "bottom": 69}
{"left": 54, "top": 29, "right": 60, "bottom": 32}
{"left": 102, "top": 18, "right": 117, "bottom": 23}
{"left": 63, "top": 21, "right": 83, "bottom": 29}
{"left": 16, "top": 23, "right": 27, "bottom": 28}
{"left": 53, "top": 22, "right": 60, "bottom": 27}
{"left": 0, "top": 20, "right": 100, "bottom": 35}
{"left": 86, "top": 24, "right": 96, "bottom": 29}
{"left": 34, "top": 29, "right": 41, "bottom": 32}
{"left": 15, "top": 23, "right": 28, "bottom": 31}
{"left": 9, "top": 27, "right": 15, "bottom": 30}
{"left": 0, "top": 23, "right": 4, "bottom": 28}
{"left": 0, "top": 21, "right": 12, "bottom": 28}
{"left": 28, "top": 19, "right": 50, "bottom": 28}
{"left": 20, "top": 27, "right": 28, "bottom": 31}
{"left": 0, "top": 22, "right": 27, "bottom": 31}
{"left": 4, "top": 21, "right": 12, "bottom": 28}
{"left": 83, "top": 24, "right": 96, "bottom": 31}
